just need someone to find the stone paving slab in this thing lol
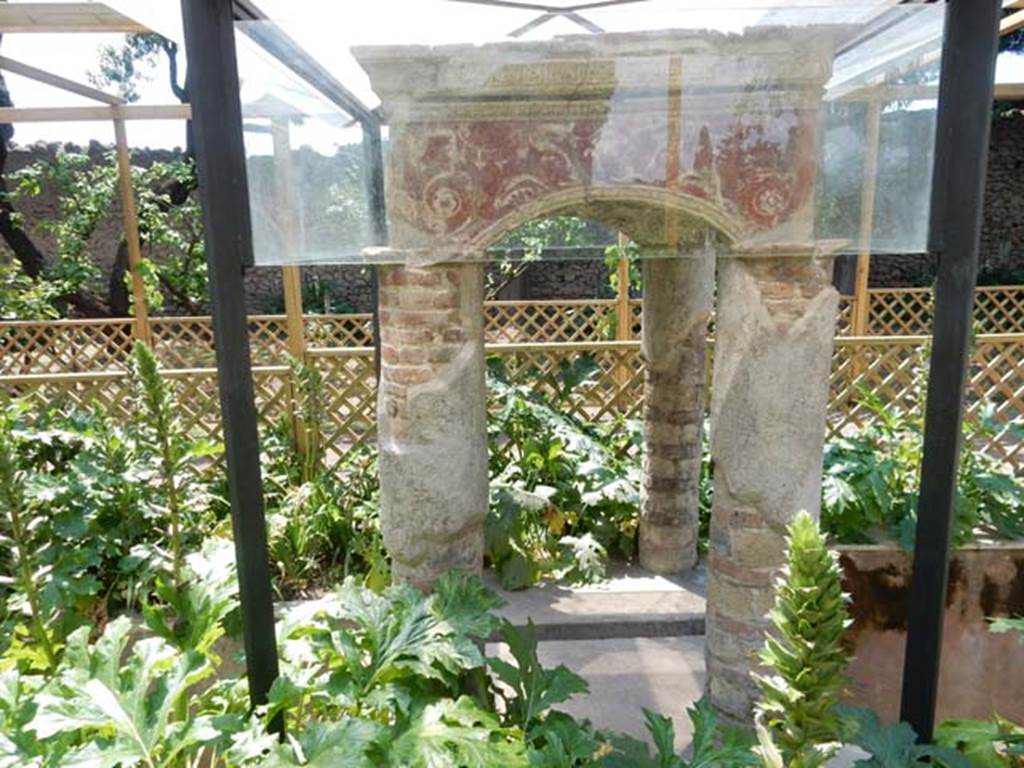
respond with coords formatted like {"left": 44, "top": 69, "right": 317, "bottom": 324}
{"left": 487, "top": 635, "right": 868, "bottom": 766}
{"left": 487, "top": 635, "right": 708, "bottom": 753}
{"left": 489, "top": 563, "right": 707, "bottom": 641}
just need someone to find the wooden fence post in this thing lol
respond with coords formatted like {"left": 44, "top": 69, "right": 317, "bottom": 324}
{"left": 616, "top": 232, "right": 631, "bottom": 341}
{"left": 852, "top": 100, "right": 881, "bottom": 338}
{"left": 113, "top": 117, "right": 152, "bottom": 347}
{"left": 614, "top": 232, "right": 632, "bottom": 385}
{"left": 270, "top": 117, "right": 309, "bottom": 458}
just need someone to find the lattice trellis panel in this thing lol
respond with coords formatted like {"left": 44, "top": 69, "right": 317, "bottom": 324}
{"left": 489, "top": 342, "right": 644, "bottom": 425}
{"left": 306, "top": 314, "right": 375, "bottom": 348}
{"left": 966, "top": 336, "right": 1024, "bottom": 466}
{"left": 0, "top": 373, "right": 135, "bottom": 421}
{"left": 0, "top": 320, "right": 135, "bottom": 374}
{"left": 151, "top": 318, "right": 217, "bottom": 369}
{"left": 308, "top": 350, "right": 378, "bottom": 469}
{"left": 974, "top": 287, "right": 1024, "bottom": 335}
{"left": 1, "top": 331, "right": 1020, "bottom": 471}
{"left": 484, "top": 301, "right": 617, "bottom": 343}
{"left": 827, "top": 339, "right": 928, "bottom": 437}
{"left": 835, "top": 297, "right": 853, "bottom": 336}
{"left": 867, "top": 288, "right": 934, "bottom": 336}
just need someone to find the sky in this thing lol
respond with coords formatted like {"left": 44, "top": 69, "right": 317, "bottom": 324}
{"left": 2, "top": 0, "right": 1023, "bottom": 152}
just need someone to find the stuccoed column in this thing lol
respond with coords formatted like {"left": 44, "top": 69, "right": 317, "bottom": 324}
{"left": 639, "top": 244, "right": 715, "bottom": 573}
{"left": 376, "top": 261, "right": 488, "bottom": 589}
{"left": 705, "top": 245, "right": 839, "bottom": 721}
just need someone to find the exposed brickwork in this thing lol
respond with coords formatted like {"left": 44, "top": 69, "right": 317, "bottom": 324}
{"left": 376, "top": 263, "right": 488, "bottom": 589}
{"left": 706, "top": 252, "right": 839, "bottom": 722}
{"left": 639, "top": 255, "right": 714, "bottom": 573}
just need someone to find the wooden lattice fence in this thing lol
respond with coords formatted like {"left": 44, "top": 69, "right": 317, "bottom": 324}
{"left": 2, "top": 334, "right": 1021, "bottom": 470}
{"left": 1, "top": 285, "right": 1021, "bottom": 468}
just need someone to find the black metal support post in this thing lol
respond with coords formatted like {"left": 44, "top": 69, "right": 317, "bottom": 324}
{"left": 899, "top": 0, "right": 1001, "bottom": 741}
{"left": 180, "top": 0, "right": 281, "bottom": 715}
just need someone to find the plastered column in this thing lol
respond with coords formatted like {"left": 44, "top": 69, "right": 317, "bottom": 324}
{"left": 705, "top": 248, "right": 838, "bottom": 722}
{"left": 639, "top": 247, "right": 715, "bottom": 573}
{"left": 376, "top": 262, "right": 488, "bottom": 589}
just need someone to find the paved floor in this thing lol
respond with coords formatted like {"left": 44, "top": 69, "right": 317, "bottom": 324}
{"left": 488, "top": 635, "right": 707, "bottom": 752}
{"left": 487, "top": 565, "right": 710, "bottom": 751}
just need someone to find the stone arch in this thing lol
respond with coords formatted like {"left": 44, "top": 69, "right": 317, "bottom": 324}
{"left": 468, "top": 184, "right": 745, "bottom": 253}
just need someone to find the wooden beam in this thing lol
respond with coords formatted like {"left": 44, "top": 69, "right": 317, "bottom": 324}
{"left": 0, "top": 104, "right": 191, "bottom": 123}
{"left": 853, "top": 101, "right": 881, "bottom": 337}
{"left": 615, "top": 232, "right": 631, "bottom": 343}
{"left": 270, "top": 117, "right": 309, "bottom": 457}
{"left": 1002, "top": 9, "right": 1024, "bottom": 34}
{"left": 0, "top": 56, "right": 123, "bottom": 105}
{"left": 899, "top": 0, "right": 1002, "bottom": 741}
{"left": 181, "top": 0, "right": 280, "bottom": 721}
{"left": 0, "top": 2, "right": 146, "bottom": 33}
{"left": 113, "top": 118, "right": 152, "bottom": 347}
{"left": 995, "top": 82, "right": 1024, "bottom": 100}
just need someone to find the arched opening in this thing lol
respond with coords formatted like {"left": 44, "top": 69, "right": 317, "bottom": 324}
{"left": 472, "top": 191, "right": 736, "bottom": 586}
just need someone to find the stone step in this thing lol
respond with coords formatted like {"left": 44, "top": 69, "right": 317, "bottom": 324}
{"left": 489, "top": 563, "right": 708, "bottom": 642}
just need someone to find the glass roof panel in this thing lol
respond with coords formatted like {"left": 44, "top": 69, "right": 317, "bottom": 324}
{"left": 235, "top": 0, "right": 946, "bottom": 267}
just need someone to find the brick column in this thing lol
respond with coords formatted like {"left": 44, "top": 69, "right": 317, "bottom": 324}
{"left": 705, "top": 246, "right": 838, "bottom": 721}
{"left": 639, "top": 249, "right": 715, "bottom": 573}
{"left": 376, "top": 262, "right": 488, "bottom": 589}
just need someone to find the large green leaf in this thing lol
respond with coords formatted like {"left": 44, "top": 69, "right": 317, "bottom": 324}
{"left": 488, "top": 621, "right": 588, "bottom": 731}
{"left": 27, "top": 617, "right": 220, "bottom": 768}
{"left": 384, "top": 696, "right": 528, "bottom": 768}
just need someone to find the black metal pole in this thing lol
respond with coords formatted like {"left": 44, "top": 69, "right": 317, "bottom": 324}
{"left": 180, "top": 0, "right": 281, "bottom": 716}
{"left": 899, "top": 0, "right": 1001, "bottom": 742}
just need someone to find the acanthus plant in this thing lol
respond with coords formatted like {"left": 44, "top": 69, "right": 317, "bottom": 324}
{"left": 0, "top": 401, "right": 60, "bottom": 671}
{"left": 131, "top": 341, "right": 220, "bottom": 588}
{"left": 259, "top": 356, "right": 390, "bottom": 598}
{"left": 2, "top": 552, "right": 663, "bottom": 768}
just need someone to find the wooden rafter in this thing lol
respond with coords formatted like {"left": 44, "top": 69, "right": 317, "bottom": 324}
{"left": 0, "top": 56, "right": 123, "bottom": 105}
{"left": 0, "top": 2, "right": 145, "bottom": 33}
{"left": 0, "top": 104, "right": 191, "bottom": 123}
{"left": 1002, "top": 9, "right": 1024, "bottom": 35}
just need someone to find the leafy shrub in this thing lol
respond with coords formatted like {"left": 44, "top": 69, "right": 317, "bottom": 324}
{"left": 5, "top": 549, "right": 673, "bottom": 767}
{"left": 840, "top": 707, "right": 971, "bottom": 768}
{"left": 822, "top": 391, "right": 1024, "bottom": 548}
{"left": 0, "top": 260, "right": 62, "bottom": 320}
{"left": 10, "top": 152, "right": 208, "bottom": 315}
{"left": 485, "top": 360, "right": 641, "bottom": 589}
{"left": 259, "top": 357, "right": 389, "bottom": 597}
{"left": 604, "top": 698, "right": 757, "bottom": 768}
{"left": 0, "top": 398, "right": 166, "bottom": 665}
{"left": 0, "top": 400, "right": 61, "bottom": 670}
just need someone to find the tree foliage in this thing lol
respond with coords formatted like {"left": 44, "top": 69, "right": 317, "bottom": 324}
{"left": 8, "top": 151, "right": 207, "bottom": 315}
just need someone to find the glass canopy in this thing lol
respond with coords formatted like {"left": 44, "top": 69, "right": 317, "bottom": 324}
{"left": 232, "top": 1, "right": 945, "bottom": 266}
